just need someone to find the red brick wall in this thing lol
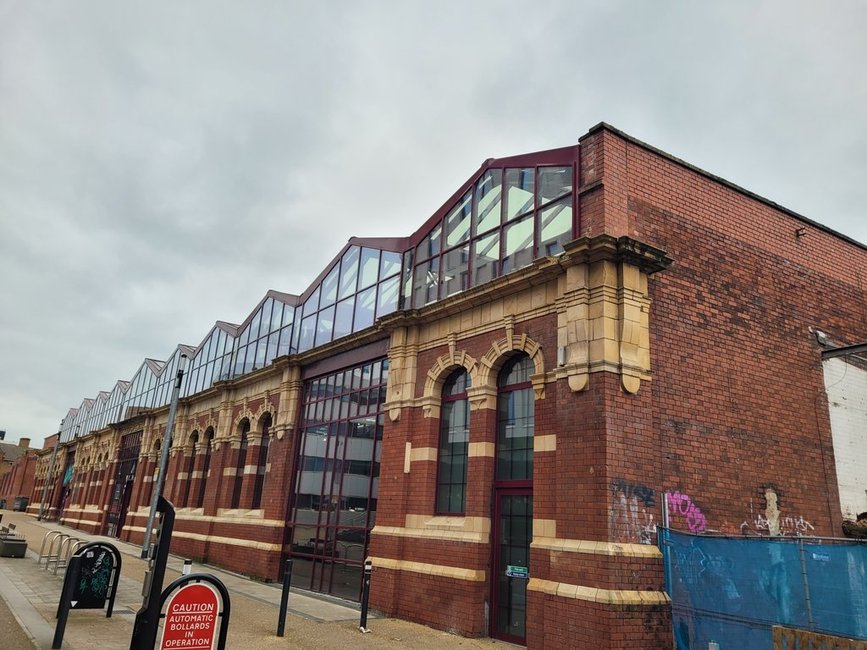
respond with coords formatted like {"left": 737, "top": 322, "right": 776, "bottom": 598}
{"left": 585, "top": 128, "right": 867, "bottom": 538}
{"left": 0, "top": 451, "right": 36, "bottom": 506}
{"left": 41, "top": 125, "right": 867, "bottom": 648}
{"left": 374, "top": 127, "right": 865, "bottom": 647}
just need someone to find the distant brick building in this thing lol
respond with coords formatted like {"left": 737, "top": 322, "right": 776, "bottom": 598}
{"left": 0, "top": 436, "right": 36, "bottom": 509}
{"left": 21, "top": 123, "right": 866, "bottom": 648}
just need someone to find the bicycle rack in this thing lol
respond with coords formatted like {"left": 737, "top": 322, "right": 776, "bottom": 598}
{"left": 37, "top": 530, "right": 64, "bottom": 566}
{"left": 53, "top": 536, "right": 82, "bottom": 575}
{"left": 44, "top": 533, "right": 70, "bottom": 572}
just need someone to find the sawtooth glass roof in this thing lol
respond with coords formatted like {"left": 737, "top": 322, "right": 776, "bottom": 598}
{"left": 58, "top": 144, "right": 580, "bottom": 442}
{"left": 183, "top": 321, "right": 238, "bottom": 398}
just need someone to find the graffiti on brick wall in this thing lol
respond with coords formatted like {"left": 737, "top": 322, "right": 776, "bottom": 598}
{"left": 666, "top": 492, "right": 708, "bottom": 533}
{"left": 749, "top": 513, "right": 815, "bottom": 536}
{"left": 609, "top": 478, "right": 657, "bottom": 544}
{"left": 740, "top": 487, "right": 815, "bottom": 537}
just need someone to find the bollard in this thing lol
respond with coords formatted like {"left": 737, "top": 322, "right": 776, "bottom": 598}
{"left": 276, "top": 559, "right": 293, "bottom": 637}
{"left": 182, "top": 559, "right": 192, "bottom": 575}
{"left": 359, "top": 558, "right": 372, "bottom": 633}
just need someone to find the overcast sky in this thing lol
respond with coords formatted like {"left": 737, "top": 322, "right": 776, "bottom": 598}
{"left": 1, "top": 1, "right": 865, "bottom": 449}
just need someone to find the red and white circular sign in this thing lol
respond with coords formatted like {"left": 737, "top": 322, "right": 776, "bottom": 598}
{"left": 159, "top": 582, "right": 220, "bottom": 650}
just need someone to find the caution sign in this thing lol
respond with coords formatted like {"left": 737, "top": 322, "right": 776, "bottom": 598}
{"left": 159, "top": 582, "right": 220, "bottom": 650}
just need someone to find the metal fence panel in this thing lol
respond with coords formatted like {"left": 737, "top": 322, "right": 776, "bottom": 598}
{"left": 660, "top": 528, "right": 867, "bottom": 649}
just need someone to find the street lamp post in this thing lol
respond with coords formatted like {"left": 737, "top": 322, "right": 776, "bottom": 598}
{"left": 141, "top": 354, "right": 187, "bottom": 559}
{"left": 38, "top": 421, "right": 65, "bottom": 521}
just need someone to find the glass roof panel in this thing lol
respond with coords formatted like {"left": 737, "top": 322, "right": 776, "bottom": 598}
{"left": 472, "top": 231, "right": 499, "bottom": 286}
{"left": 412, "top": 257, "right": 438, "bottom": 308}
{"left": 445, "top": 191, "right": 472, "bottom": 248}
{"left": 504, "top": 168, "right": 535, "bottom": 220}
{"left": 282, "top": 303, "right": 295, "bottom": 328}
{"left": 354, "top": 286, "right": 376, "bottom": 330}
{"left": 537, "top": 166, "right": 572, "bottom": 204}
{"left": 259, "top": 299, "right": 273, "bottom": 338}
{"left": 441, "top": 244, "right": 469, "bottom": 298}
{"left": 359, "top": 248, "right": 380, "bottom": 290}
{"left": 201, "top": 333, "right": 213, "bottom": 364}
{"left": 315, "top": 305, "right": 335, "bottom": 347}
{"left": 270, "top": 300, "right": 284, "bottom": 331}
{"left": 299, "top": 314, "right": 316, "bottom": 352}
{"left": 248, "top": 308, "right": 262, "bottom": 341}
{"left": 376, "top": 276, "right": 399, "bottom": 318}
{"left": 380, "top": 251, "right": 401, "bottom": 279}
{"left": 255, "top": 338, "right": 267, "bottom": 367}
{"left": 277, "top": 324, "right": 294, "bottom": 357}
{"left": 338, "top": 246, "right": 360, "bottom": 300}
{"left": 539, "top": 196, "right": 572, "bottom": 256}
{"left": 417, "top": 224, "right": 441, "bottom": 261}
{"left": 321, "top": 265, "right": 339, "bottom": 308}
{"left": 334, "top": 298, "right": 354, "bottom": 339}
{"left": 474, "top": 169, "right": 502, "bottom": 236}
{"left": 265, "top": 332, "right": 280, "bottom": 365}
{"left": 502, "top": 213, "right": 534, "bottom": 273}
{"left": 303, "top": 286, "right": 320, "bottom": 317}
{"left": 238, "top": 324, "right": 250, "bottom": 347}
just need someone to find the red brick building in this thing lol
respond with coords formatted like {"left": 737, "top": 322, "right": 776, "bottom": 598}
{"left": 0, "top": 436, "right": 36, "bottom": 510}
{"left": 23, "top": 123, "right": 867, "bottom": 648}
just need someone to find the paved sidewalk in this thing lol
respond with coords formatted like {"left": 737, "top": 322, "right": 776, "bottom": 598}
{"left": 0, "top": 511, "right": 510, "bottom": 649}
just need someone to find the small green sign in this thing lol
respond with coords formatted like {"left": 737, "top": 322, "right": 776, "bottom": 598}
{"left": 505, "top": 565, "right": 528, "bottom": 579}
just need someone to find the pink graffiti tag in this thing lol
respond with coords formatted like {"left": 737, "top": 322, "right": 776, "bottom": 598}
{"left": 666, "top": 492, "right": 707, "bottom": 533}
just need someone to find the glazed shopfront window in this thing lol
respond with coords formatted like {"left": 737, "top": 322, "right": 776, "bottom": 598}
{"left": 288, "top": 358, "right": 387, "bottom": 601}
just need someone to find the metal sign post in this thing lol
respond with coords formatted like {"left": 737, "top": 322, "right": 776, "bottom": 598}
{"left": 130, "top": 496, "right": 175, "bottom": 650}
{"left": 38, "top": 425, "right": 63, "bottom": 521}
{"left": 142, "top": 355, "right": 187, "bottom": 559}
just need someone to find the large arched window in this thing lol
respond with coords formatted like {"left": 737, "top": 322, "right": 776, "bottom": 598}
{"left": 252, "top": 414, "right": 271, "bottom": 509}
{"left": 496, "top": 355, "right": 534, "bottom": 482}
{"left": 195, "top": 428, "right": 214, "bottom": 509}
{"left": 436, "top": 369, "right": 471, "bottom": 514}
{"left": 231, "top": 419, "right": 250, "bottom": 509}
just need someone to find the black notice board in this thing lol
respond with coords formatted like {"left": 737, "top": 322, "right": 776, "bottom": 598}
{"left": 71, "top": 544, "right": 115, "bottom": 609}
{"left": 54, "top": 541, "right": 121, "bottom": 649}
